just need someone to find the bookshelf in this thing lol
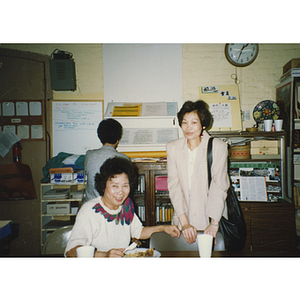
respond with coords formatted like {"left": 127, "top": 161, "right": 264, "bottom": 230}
{"left": 133, "top": 162, "right": 173, "bottom": 227}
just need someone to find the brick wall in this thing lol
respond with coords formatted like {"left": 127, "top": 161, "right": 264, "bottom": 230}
{"left": 182, "top": 43, "right": 300, "bottom": 129}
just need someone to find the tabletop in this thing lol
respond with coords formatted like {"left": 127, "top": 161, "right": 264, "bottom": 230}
{"left": 160, "top": 250, "right": 300, "bottom": 258}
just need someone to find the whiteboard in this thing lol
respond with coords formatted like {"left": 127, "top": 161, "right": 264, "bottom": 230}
{"left": 51, "top": 100, "right": 104, "bottom": 157}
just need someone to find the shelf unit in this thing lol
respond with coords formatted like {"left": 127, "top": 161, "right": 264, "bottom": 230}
{"left": 276, "top": 72, "right": 300, "bottom": 243}
{"left": 133, "top": 131, "right": 296, "bottom": 251}
{"left": 294, "top": 120, "right": 300, "bottom": 240}
{"left": 211, "top": 131, "right": 289, "bottom": 201}
{"left": 40, "top": 183, "right": 85, "bottom": 252}
{"left": 294, "top": 120, "right": 300, "bottom": 210}
{"left": 213, "top": 131, "right": 296, "bottom": 251}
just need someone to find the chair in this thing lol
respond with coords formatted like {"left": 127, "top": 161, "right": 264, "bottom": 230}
{"left": 149, "top": 231, "right": 225, "bottom": 252}
{"left": 42, "top": 225, "right": 73, "bottom": 255}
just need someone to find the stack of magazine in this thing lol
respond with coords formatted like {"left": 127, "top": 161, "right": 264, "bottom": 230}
{"left": 43, "top": 189, "right": 69, "bottom": 200}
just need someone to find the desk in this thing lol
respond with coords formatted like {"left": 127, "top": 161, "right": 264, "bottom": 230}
{"left": 0, "top": 220, "right": 12, "bottom": 256}
{"left": 0, "top": 220, "right": 12, "bottom": 240}
{"left": 160, "top": 250, "right": 300, "bottom": 258}
{"left": 0, "top": 221, "right": 20, "bottom": 256}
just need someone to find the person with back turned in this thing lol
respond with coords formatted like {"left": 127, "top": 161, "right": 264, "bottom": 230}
{"left": 84, "top": 118, "right": 129, "bottom": 202}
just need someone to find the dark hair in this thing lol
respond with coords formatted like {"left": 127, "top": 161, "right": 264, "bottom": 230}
{"left": 94, "top": 157, "right": 137, "bottom": 197}
{"left": 177, "top": 100, "right": 212, "bottom": 129}
{"left": 97, "top": 118, "right": 123, "bottom": 144}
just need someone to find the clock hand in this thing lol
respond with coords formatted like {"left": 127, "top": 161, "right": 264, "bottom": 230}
{"left": 241, "top": 43, "right": 249, "bottom": 50}
{"left": 234, "top": 44, "right": 249, "bottom": 57}
{"left": 236, "top": 44, "right": 249, "bottom": 61}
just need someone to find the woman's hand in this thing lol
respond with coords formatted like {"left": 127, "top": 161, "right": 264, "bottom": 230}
{"left": 163, "top": 225, "right": 180, "bottom": 238}
{"left": 179, "top": 213, "right": 197, "bottom": 244}
{"left": 95, "top": 248, "right": 125, "bottom": 258}
{"left": 181, "top": 224, "right": 197, "bottom": 244}
{"left": 204, "top": 222, "right": 219, "bottom": 245}
{"left": 106, "top": 248, "right": 125, "bottom": 257}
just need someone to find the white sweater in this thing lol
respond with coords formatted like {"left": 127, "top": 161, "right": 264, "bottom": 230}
{"left": 65, "top": 196, "right": 143, "bottom": 254}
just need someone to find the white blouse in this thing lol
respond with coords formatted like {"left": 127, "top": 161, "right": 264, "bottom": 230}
{"left": 188, "top": 146, "right": 198, "bottom": 193}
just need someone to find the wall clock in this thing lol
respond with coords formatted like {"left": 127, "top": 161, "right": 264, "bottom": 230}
{"left": 225, "top": 43, "right": 259, "bottom": 67}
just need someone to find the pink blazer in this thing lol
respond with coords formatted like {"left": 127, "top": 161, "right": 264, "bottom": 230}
{"left": 166, "top": 131, "right": 229, "bottom": 230}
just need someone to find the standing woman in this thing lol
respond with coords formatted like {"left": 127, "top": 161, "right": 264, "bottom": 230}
{"left": 166, "top": 100, "right": 230, "bottom": 244}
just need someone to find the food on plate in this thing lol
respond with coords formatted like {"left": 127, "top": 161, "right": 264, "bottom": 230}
{"left": 131, "top": 237, "right": 142, "bottom": 246}
{"left": 124, "top": 247, "right": 155, "bottom": 257}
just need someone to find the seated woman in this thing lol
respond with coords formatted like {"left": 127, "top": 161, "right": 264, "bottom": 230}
{"left": 65, "top": 156, "right": 180, "bottom": 257}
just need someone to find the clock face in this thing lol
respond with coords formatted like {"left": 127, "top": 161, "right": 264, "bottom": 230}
{"left": 225, "top": 43, "right": 259, "bottom": 67}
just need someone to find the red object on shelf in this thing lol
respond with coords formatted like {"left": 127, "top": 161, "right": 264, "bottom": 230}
{"left": 13, "top": 143, "right": 22, "bottom": 163}
{"left": 155, "top": 176, "right": 168, "bottom": 191}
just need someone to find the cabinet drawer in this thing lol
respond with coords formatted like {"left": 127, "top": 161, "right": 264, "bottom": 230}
{"left": 240, "top": 203, "right": 251, "bottom": 220}
{"left": 250, "top": 204, "right": 296, "bottom": 251}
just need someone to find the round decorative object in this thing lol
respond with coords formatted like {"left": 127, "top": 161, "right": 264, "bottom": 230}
{"left": 230, "top": 144, "right": 250, "bottom": 159}
{"left": 225, "top": 43, "right": 259, "bottom": 67}
{"left": 253, "top": 100, "right": 280, "bottom": 123}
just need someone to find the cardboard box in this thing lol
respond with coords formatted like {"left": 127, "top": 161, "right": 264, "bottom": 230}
{"left": 251, "top": 147, "right": 279, "bottom": 155}
{"left": 47, "top": 203, "right": 70, "bottom": 214}
{"left": 50, "top": 173, "right": 73, "bottom": 184}
{"left": 283, "top": 58, "right": 300, "bottom": 74}
{"left": 250, "top": 140, "right": 279, "bottom": 148}
{"left": 73, "top": 172, "right": 85, "bottom": 184}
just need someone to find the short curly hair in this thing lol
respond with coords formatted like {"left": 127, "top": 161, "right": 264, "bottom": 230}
{"left": 177, "top": 100, "right": 212, "bottom": 129}
{"left": 97, "top": 118, "right": 123, "bottom": 144}
{"left": 94, "top": 157, "right": 138, "bottom": 197}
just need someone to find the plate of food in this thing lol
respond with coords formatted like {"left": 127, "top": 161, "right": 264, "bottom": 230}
{"left": 253, "top": 100, "right": 280, "bottom": 123}
{"left": 124, "top": 248, "right": 161, "bottom": 258}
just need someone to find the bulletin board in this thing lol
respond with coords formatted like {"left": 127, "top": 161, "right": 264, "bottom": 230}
{"left": 51, "top": 100, "right": 104, "bottom": 157}
{"left": 199, "top": 85, "right": 242, "bottom": 132}
{"left": 0, "top": 99, "right": 45, "bottom": 140}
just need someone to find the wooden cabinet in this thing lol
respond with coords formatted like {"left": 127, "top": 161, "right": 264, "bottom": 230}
{"left": 134, "top": 161, "right": 171, "bottom": 226}
{"left": 240, "top": 202, "right": 296, "bottom": 251}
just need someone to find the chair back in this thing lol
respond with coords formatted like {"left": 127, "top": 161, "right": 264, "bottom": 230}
{"left": 149, "top": 231, "right": 225, "bottom": 251}
{"left": 43, "top": 225, "right": 73, "bottom": 255}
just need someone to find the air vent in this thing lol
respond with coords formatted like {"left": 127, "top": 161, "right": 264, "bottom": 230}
{"left": 49, "top": 59, "right": 76, "bottom": 91}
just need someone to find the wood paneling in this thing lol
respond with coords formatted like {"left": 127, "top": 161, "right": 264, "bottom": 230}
{"left": 0, "top": 48, "right": 52, "bottom": 256}
{"left": 241, "top": 202, "right": 296, "bottom": 251}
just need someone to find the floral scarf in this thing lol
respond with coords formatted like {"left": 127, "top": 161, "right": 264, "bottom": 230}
{"left": 92, "top": 197, "right": 135, "bottom": 226}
